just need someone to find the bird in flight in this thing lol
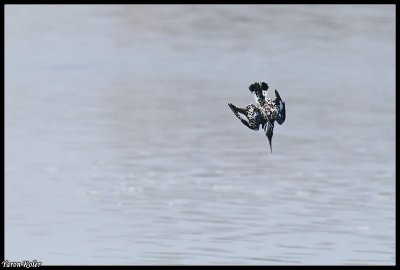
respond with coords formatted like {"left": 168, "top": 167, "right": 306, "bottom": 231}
{"left": 228, "top": 82, "right": 286, "bottom": 152}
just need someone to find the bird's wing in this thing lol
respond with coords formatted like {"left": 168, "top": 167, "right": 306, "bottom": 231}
{"left": 275, "top": 90, "right": 286, "bottom": 125}
{"left": 274, "top": 89, "right": 282, "bottom": 102}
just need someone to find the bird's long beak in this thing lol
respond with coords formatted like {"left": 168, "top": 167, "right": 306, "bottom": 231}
{"left": 268, "top": 137, "right": 272, "bottom": 153}
{"left": 265, "top": 122, "right": 274, "bottom": 153}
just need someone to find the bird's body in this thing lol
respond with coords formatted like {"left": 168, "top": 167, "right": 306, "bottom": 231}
{"left": 228, "top": 82, "right": 286, "bottom": 152}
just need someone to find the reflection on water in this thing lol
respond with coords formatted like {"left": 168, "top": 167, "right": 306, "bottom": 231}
{"left": 5, "top": 5, "right": 395, "bottom": 265}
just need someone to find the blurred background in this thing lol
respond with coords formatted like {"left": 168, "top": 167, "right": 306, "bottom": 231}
{"left": 5, "top": 5, "right": 395, "bottom": 265}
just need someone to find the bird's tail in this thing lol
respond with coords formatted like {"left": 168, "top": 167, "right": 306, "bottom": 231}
{"left": 249, "top": 82, "right": 268, "bottom": 93}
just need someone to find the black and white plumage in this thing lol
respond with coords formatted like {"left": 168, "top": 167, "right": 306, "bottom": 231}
{"left": 228, "top": 82, "right": 286, "bottom": 152}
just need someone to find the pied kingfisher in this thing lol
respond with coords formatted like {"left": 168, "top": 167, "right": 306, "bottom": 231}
{"left": 228, "top": 82, "right": 286, "bottom": 152}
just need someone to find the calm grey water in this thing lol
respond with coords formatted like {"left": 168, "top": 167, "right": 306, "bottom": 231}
{"left": 5, "top": 5, "right": 395, "bottom": 265}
